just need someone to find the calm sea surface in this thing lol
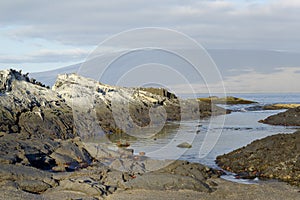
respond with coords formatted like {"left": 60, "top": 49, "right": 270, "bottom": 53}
{"left": 126, "top": 93, "right": 300, "bottom": 183}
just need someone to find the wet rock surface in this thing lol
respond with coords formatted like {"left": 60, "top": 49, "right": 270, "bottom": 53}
{"left": 216, "top": 130, "right": 300, "bottom": 186}
{"left": 259, "top": 106, "right": 300, "bottom": 126}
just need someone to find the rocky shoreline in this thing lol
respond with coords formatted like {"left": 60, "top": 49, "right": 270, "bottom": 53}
{"left": 216, "top": 130, "right": 300, "bottom": 186}
{"left": 0, "top": 149, "right": 224, "bottom": 199}
{"left": 217, "top": 106, "right": 300, "bottom": 187}
{"left": 0, "top": 69, "right": 229, "bottom": 199}
{"left": 1, "top": 69, "right": 300, "bottom": 199}
{"left": 259, "top": 106, "right": 300, "bottom": 126}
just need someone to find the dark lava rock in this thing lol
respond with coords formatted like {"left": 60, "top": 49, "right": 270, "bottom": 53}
{"left": 216, "top": 131, "right": 300, "bottom": 186}
{"left": 259, "top": 107, "right": 300, "bottom": 126}
{"left": 0, "top": 69, "right": 229, "bottom": 198}
{"left": 123, "top": 160, "right": 224, "bottom": 192}
{"left": 0, "top": 69, "right": 88, "bottom": 171}
{"left": 0, "top": 163, "right": 56, "bottom": 194}
{"left": 177, "top": 142, "right": 192, "bottom": 148}
{"left": 18, "top": 180, "right": 51, "bottom": 194}
{"left": 0, "top": 69, "right": 74, "bottom": 138}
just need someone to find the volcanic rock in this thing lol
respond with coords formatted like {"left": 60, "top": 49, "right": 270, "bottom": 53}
{"left": 216, "top": 131, "right": 300, "bottom": 186}
{"left": 259, "top": 106, "right": 300, "bottom": 126}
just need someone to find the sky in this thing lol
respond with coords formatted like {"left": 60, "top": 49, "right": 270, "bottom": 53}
{"left": 0, "top": 0, "right": 300, "bottom": 93}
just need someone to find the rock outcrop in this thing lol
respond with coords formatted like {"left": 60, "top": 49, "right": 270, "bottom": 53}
{"left": 53, "top": 73, "right": 228, "bottom": 137}
{"left": 198, "top": 96, "right": 257, "bottom": 105}
{"left": 0, "top": 69, "right": 88, "bottom": 172}
{"left": 0, "top": 69, "right": 74, "bottom": 138}
{"left": 216, "top": 131, "right": 300, "bottom": 186}
{"left": 259, "top": 106, "right": 300, "bottom": 126}
{"left": 0, "top": 157, "right": 223, "bottom": 199}
{"left": 262, "top": 104, "right": 300, "bottom": 110}
{"left": 0, "top": 69, "right": 229, "bottom": 199}
{"left": 139, "top": 87, "right": 177, "bottom": 100}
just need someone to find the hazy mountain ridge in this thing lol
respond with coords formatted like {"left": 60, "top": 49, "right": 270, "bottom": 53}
{"left": 30, "top": 49, "right": 300, "bottom": 88}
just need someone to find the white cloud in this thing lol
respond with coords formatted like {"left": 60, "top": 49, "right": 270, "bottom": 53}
{"left": 174, "top": 67, "right": 300, "bottom": 93}
{"left": 0, "top": 0, "right": 300, "bottom": 50}
{"left": 222, "top": 67, "right": 300, "bottom": 93}
{"left": 0, "top": 48, "right": 89, "bottom": 63}
{"left": 0, "top": 0, "right": 300, "bottom": 92}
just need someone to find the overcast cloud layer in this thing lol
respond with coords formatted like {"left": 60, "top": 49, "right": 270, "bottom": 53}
{"left": 1, "top": 0, "right": 300, "bottom": 49}
{"left": 1, "top": 0, "right": 300, "bottom": 93}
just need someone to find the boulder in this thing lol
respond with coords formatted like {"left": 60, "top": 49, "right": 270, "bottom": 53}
{"left": 18, "top": 180, "right": 51, "bottom": 194}
{"left": 177, "top": 142, "right": 192, "bottom": 148}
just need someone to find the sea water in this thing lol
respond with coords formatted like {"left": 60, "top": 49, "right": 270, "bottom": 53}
{"left": 128, "top": 93, "right": 300, "bottom": 183}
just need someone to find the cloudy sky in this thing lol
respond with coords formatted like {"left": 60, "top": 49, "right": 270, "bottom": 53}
{"left": 1, "top": 0, "right": 300, "bottom": 93}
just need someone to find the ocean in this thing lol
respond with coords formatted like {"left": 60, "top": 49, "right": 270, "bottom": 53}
{"left": 127, "top": 93, "right": 300, "bottom": 183}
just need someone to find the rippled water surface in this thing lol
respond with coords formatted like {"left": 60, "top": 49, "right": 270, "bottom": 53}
{"left": 129, "top": 110, "right": 297, "bottom": 166}
{"left": 124, "top": 93, "right": 300, "bottom": 183}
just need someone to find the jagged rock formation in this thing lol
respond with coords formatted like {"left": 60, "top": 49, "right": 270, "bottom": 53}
{"left": 0, "top": 69, "right": 90, "bottom": 173}
{"left": 0, "top": 69, "right": 73, "bottom": 137}
{"left": 53, "top": 73, "right": 228, "bottom": 138}
{"left": 0, "top": 69, "right": 229, "bottom": 199}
